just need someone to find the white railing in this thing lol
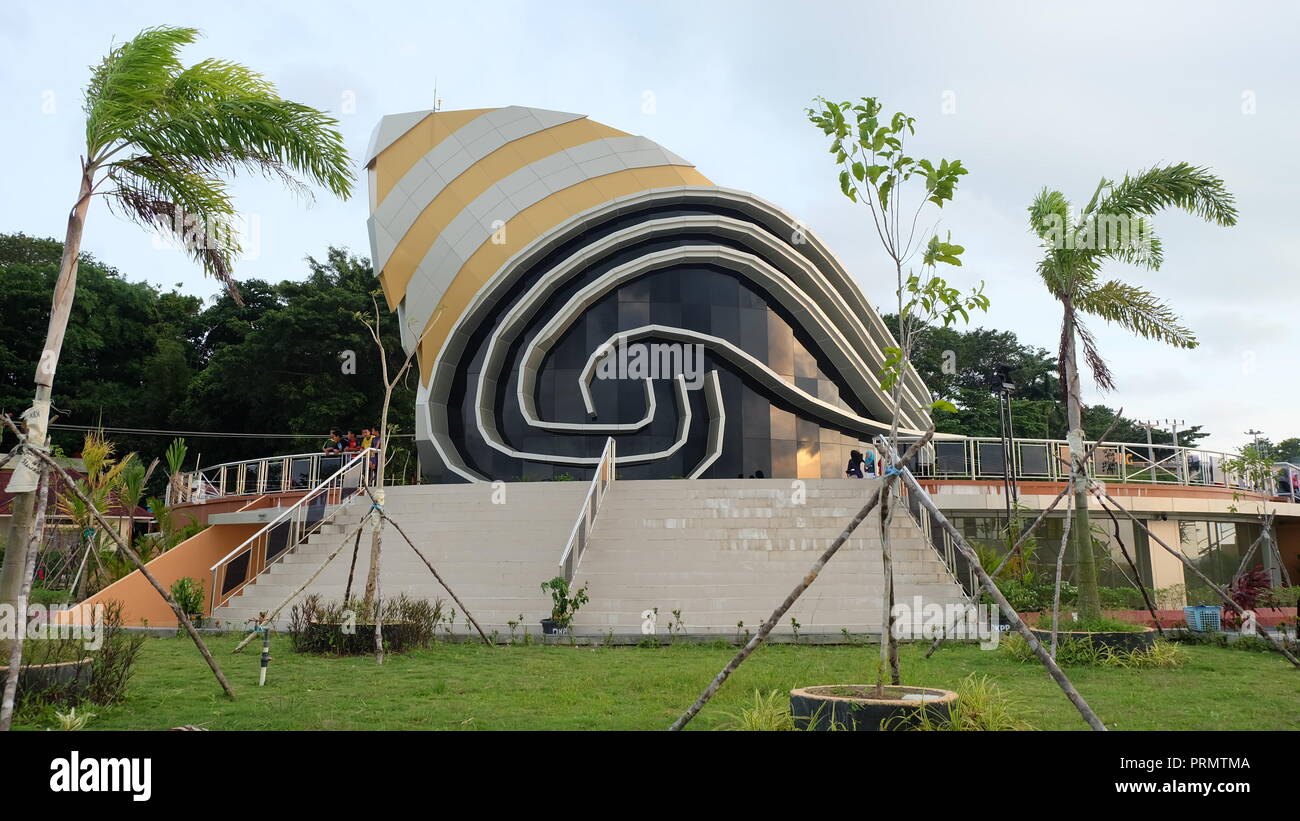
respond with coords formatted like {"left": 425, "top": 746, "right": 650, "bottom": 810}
{"left": 207, "top": 448, "right": 374, "bottom": 615}
{"left": 558, "top": 438, "right": 617, "bottom": 583}
{"left": 174, "top": 449, "right": 381, "bottom": 504}
{"left": 893, "top": 436, "right": 1280, "bottom": 496}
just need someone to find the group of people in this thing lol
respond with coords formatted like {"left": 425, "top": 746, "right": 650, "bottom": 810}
{"left": 845, "top": 448, "right": 879, "bottom": 478}
{"left": 322, "top": 428, "right": 380, "bottom": 456}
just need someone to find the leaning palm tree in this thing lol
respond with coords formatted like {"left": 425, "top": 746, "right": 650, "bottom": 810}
{"left": 1028, "top": 163, "right": 1236, "bottom": 618}
{"left": 0, "top": 26, "right": 353, "bottom": 652}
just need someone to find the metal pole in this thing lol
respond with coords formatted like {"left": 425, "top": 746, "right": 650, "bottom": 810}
{"left": 258, "top": 626, "right": 270, "bottom": 687}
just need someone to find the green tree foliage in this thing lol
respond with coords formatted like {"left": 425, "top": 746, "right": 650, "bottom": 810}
{"left": 888, "top": 314, "right": 1210, "bottom": 446}
{"left": 0, "top": 233, "right": 410, "bottom": 469}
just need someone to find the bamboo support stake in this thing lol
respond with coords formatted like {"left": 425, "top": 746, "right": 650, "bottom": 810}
{"left": 668, "top": 431, "right": 934, "bottom": 732}
{"left": 231, "top": 513, "right": 371, "bottom": 654}
{"left": 5, "top": 428, "right": 237, "bottom": 699}
{"left": 343, "top": 525, "right": 364, "bottom": 603}
{"left": 1090, "top": 484, "right": 1300, "bottom": 668}
{"left": 1232, "top": 520, "right": 1270, "bottom": 582}
{"left": 924, "top": 416, "right": 1126, "bottom": 659}
{"left": 379, "top": 505, "right": 493, "bottom": 647}
{"left": 1096, "top": 496, "right": 1165, "bottom": 637}
{"left": 1049, "top": 491, "right": 1074, "bottom": 657}
{"left": 895, "top": 467, "right": 1107, "bottom": 730}
{"left": 924, "top": 485, "right": 1069, "bottom": 659}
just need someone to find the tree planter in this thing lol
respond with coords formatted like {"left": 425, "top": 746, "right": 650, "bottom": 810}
{"left": 790, "top": 685, "right": 957, "bottom": 731}
{"left": 1029, "top": 625, "right": 1156, "bottom": 653}
{"left": 300, "top": 621, "right": 414, "bottom": 655}
{"left": 0, "top": 657, "right": 93, "bottom": 699}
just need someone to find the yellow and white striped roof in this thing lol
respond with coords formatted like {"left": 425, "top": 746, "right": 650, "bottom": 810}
{"left": 364, "top": 105, "right": 711, "bottom": 384}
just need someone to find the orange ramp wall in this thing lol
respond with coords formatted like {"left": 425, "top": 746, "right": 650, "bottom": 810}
{"left": 56, "top": 523, "right": 261, "bottom": 627}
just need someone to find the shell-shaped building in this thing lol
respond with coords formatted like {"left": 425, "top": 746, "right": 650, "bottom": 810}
{"left": 365, "top": 106, "right": 933, "bottom": 482}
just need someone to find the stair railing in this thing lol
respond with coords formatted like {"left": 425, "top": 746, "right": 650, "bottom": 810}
{"left": 558, "top": 437, "right": 617, "bottom": 583}
{"left": 875, "top": 435, "right": 977, "bottom": 598}
{"left": 208, "top": 448, "right": 374, "bottom": 615}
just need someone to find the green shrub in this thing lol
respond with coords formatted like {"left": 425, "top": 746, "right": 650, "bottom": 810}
{"left": 1053, "top": 615, "right": 1145, "bottom": 633}
{"left": 169, "top": 577, "right": 205, "bottom": 622}
{"left": 1257, "top": 586, "right": 1300, "bottom": 609}
{"left": 897, "top": 673, "right": 1035, "bottom": 731}
{"left": 540, "top": 576, "right": 589, "bottom": 628}
{"left": 28, "top": 586, "right": 72, "bottom": 606}
{"left": 1000, "top": 634, "right": 1185, "bottom": 668}
{"left": 286, "top": 593, "right": 444, "bottom": 654}
{"left": 1095, "top": 586, "right": 1149, "bottom": 610}
{"left": 719, "top": 689, "right": 795, "bottom": 731}
{"left": 1170, "top": 631, "right": 1297, "bottom": 654}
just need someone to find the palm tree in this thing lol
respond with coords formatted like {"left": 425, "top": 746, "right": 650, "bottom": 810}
{"left": 0, "top": 26, "right": 353, "bottom": 649}
{"left": 1027, "top": 163, "right": 1236, "bottom": 618}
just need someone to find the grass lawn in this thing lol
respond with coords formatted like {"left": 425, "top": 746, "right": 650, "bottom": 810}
{"left": 17, "top": 634, "right": 1298, "bottom": 731}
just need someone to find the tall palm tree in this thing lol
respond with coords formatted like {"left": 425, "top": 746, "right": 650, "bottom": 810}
{"left": 0, "top": 26, "right": 354, "bottom": 649}
{"left": 1028, "top": 163, "right": 1236, "bottom": 618}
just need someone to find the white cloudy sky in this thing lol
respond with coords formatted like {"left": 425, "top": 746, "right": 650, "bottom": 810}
{"left": 1, "top": 0, "right": 1296, "bottom": 452}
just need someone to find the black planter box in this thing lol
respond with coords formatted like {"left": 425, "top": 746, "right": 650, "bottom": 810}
{"left": 0, "top": 657, "right": 93, "bottom": 699}
{"left": 1029, "top": 625, "right": 1157, "bottom": 653}
{"left": 790, "top": 685, "right": 957, "bottom": 731}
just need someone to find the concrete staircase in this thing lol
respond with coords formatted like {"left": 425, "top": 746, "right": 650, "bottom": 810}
{"left": 213, "top": 482, "right": 588, "bottom": 631}
{"left": 213, "top": 478, "right": 967, "bottom": 636}
{"left": 572, "top": 479, "right": 967, "bottom": 635}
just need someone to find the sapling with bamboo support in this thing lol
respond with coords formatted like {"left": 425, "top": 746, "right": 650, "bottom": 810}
{"left": 806, "top": 96, "right": 989, "bottom": 695}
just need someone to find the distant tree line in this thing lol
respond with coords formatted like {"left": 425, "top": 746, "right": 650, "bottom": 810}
{"left": 883, "top": 314, "right": 1213, "bottom": 447}
{"left": 0, "top": 233, "right": 413, "bottom": 478}
{"left": 4, "top": 231, "right": 1268, "bottom": 482}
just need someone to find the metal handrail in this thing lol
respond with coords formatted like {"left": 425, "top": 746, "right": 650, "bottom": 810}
{"left": 207, "top": 448, "right": 374, "bottom": 615}
{"left": 179, "top": 436, "right": 1292, "bottom": 502}
{"left": 177, "top": 448, "right": 381, "bottom": 502}
{"left": 892, "top": 436, "right": 1278, "bottom": 495}
{"left": 558, "top": 437, "right": 617, "bottom": 583}
{"left": 876, "top": 436, "right": 977, "bottom": 598}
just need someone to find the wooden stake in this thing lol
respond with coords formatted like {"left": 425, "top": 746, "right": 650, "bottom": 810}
{"left": 895, "top": 467, "right": 1107, "bottom": 730}
{"left": 343, "top": 525, "right": 364, "bottom": 603}
{"left": 924, "top": 485, "right": 1069, "bottom": 658}
{"left": 1096, "top": 496, "right": 1165, "bottom": 637}
{"left": 1049, "top": 491, "right": 1074, "bottom": 657}
{"left": 380, "top": 505, "right": 494, "bottom": 647}
{"left": 231, "top": 513, "right": 370, "bottom": 654}
{"left": 668, "top": 430, "right": 935, "bottom": 731}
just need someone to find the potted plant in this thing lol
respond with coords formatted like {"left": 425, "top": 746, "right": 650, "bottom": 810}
{"left": 540, "top": 577, "right": 589, "bottom": 635}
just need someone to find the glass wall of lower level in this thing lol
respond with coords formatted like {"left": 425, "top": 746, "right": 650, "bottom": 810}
{"left": 1178, "top": 520, "right": 1263, "bottom": 605}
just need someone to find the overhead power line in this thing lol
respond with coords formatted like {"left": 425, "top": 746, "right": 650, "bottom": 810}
{"left": 46, "top": 423, "right": 415, "bottom": 439}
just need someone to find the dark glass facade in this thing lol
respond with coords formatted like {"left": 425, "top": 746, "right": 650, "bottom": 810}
{"left": 426, "top": 203, "right": 892, "bottom": 483}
